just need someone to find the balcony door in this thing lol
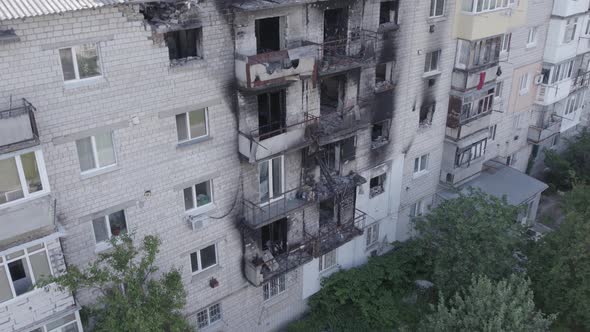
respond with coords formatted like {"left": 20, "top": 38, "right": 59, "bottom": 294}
{"left": 259, "top": 156, "right": 284, "bottom": 204}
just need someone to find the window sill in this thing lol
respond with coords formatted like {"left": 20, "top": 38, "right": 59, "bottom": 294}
{"left": 378, "top": 22, "right": 399, "bottom": 33}
{"left": 422, "top": 70, "right": 441, "bottom": 79}
{"left": 185, "top": 203, "right": 216, "bottom": 218}
{"left": 426, "top": 16, "right": 447, "bottom": 23}
{"left": 191, "top": 264, "right": 222, "bottom": 283}
{"left": 80, "top": 165, "right": 120, "bottom": 180}
{"left": 0, "top": 191, "right": 51, "bottom": 211}
{"left": 176, "top": 135, "right": 212, "bottom": 149}
{"left": 525, "top": 43, "right": 537, "bottom": 49}
{"left": 412, "top": 170, "right": 429, "bottom": 179}
{"left": 319, "top": 264, "right": 340, "bottom": 276}
{"left": 94, "top": 242, "right": 113, "bottom": 254}
{"left": 0, "top": 286, "right": 49, "bottom": 307}
{"left": 461, "top": 8, "right": 511, "bottom": 16}
{"left": 169, "top": 57, "right": 207, "bottom": 73}
{"left": 63, "top": 76, "right": 108, "bottom": 92}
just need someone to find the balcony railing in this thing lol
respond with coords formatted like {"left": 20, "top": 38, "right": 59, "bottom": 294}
{"left": 242, "top": 186, "right": 312, "bottom": 229}
{"left": 235, "top": 42, "right": 319, "bottom": 91}
{"left": 305, "top": 106, "right": 370, "bottom": 145}
{"left": 571, "top": 70, "right": 590, "bottom": 93}
{"left": 308, "top": 209, "right": 367, "bottom": 257}
{"left": 0, "top": 196, "right": 56, "bottom": 244}
{"left": 314, "top": 172, "right": 366, "bottom": 202}
{"left": 319, "top": 31, "right": 377, "bottom": 75}
{"left": 243, "top": 236, "right": 315, "bottom": 287}
{"left": 528, "top": 120, "right": 561, "bottom": 144}
{"left": 0, "top": 98, "right": 39, "bottom": 154}
{"left": 238, "top": 116, "right": 319, "bottom": 162}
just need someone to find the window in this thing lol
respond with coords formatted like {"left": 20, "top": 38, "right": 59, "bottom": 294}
{"left": 564, "top": 18, "right": 578, "bottom": 44}
{"left": 175, "top": 109, "right": 209, "bottom": 142}
{"left": 379, "top": 1, "right": 399, "bottom": 24}
{"left": 365, "top": 223, "right": 380, "bottom": 248}
{"left": 190, "top": 244, "right": 217, "bottom": 274}
{"left": 165, "top": 28, "right": 203, "bottom": 61}
{"left": 196, "top": 303, "right": 221, "bottom": 329}
{"left": 371, "top": 120, "right": 390, "bottom": 147}
{"left": 461, "top": 89, "right": 495, "bottom": 122}
{"left": 552, "top": 134, "right": 560, "bottom": 146}
{"left": 424, "top": 50, "right": 441, "bottom": 73}
{"left": 0, "top": 150, "right": 48, "bottom": 206}
{"left": 59, "top": 44, "right": 101, "bottom": 82}
{"left": 549, "top": 60, "right": 575, "bottom": 84}
{"left": 256, "top": 17, "right": 283, "bottom": 54}
{"left": 429, "top": 0, "right": 445, "bottom": 17}
{"left": 0, "top": 242, "right": 52, "bottom": 303}
{"left": 33, "top": 312, "right": 82, "bottom": 332}
{"left": 420, "top": 103, "right": 436, "bottom": 126}
{"left": 75, "top": 132, "right": 116, "bottom": 173}
{"left": 527, "top": 27, "right": 538, "bottom": 47}
{"left": 183, "top": 180, "right": 213, "bottom": 211}
{"left": 472, "top": 36, "right": 502, "bottom": 66}
{"left": 319, "top": 250, "right": 337, "bottom": 272}
{"left": 585, "top": 16, "right": 590, "bottom": 35}
{"left": 92, "top": 210, "right": 127, "bottom": 245}
{"left": 489, "top": 124, "right": 497, "bottom": 140}
{"left": 462, "top": 0, "right": 515, "bottom": 13}
{"left": 259, "top": 156, "right": 283, "bottom": 202}
{"left": 565, "top": 92, "right": 584, "bottom": 115}
{"left": 263, "top": 275, "right": 286, "bottom": 300}
{"left": 413, "top": 154, "right": 429, "bottom": 174}
{"left": 501, "top": 33, "right": 512, "bottom": 53}
{"left": 495, "top": 81, "right": 503, "bottom": 97}
{"left": 410, "top": 199, "right": 425, "bottom": 217}
{"left": 340, "top": 136, "right": 356, "bottom": 162}
{"left": 369, "top": 174, "right": 386, "bottom": 198}
{"left": 258, "top": 90, "right": 286, "bottom": 140}
{"left": 375, "top": 62, "right": 394, "bottom": 84}
{"left": 456, "top": 139, "right": 487, "bottom": 166}
{"left": 519, "top": 73, "right": 531, "bottom": 95}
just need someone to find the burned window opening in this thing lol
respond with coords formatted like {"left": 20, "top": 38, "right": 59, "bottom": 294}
{"left": 372, "top": 120, "right": 390, "bottom": 148}
{"left": 420, "top": 103, "right": 435, "bottom": 127}
{"left": 165, "top": 28, "right": 202, "bottom": 61}
{"left": 320, "top": 75, "right": 346, "bottom": 114}
{"left": 324, "top": 8, "right": 349, "bottom": 43}
{"left": 379, "top": 1, "right": 399, "bottom": 25}
{"left": 258, "top": 90, "right": 286, "bottom": 140}
{"left": 261, "top": 218, "right": 288, "bottom": 256}
{"left": 319, "top": 199, "right": 336, "bottom": 228}
{"left": 369, "top": 173, "right": 386, "bottom": 198}
{"left": 376, "top": 63, "right": 388, "bottom": 83}
{"left": 340, "top": 136, "right": 356, "bottom": 162}
{"left": 256, "top": 17, "right": 283, "bottom": 54}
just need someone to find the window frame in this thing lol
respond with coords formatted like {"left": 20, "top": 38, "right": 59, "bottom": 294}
{"left": 0, "top": 242, "right": 53, "bottom": 303}
{"left": 369, "top": 173, "right": 387, "bottom": 198}
{"left": 92, "top": 210, "right": 128, "bottom": 247}
{"left": 526, "top": 27, "right": 538, "bottom": 47}
{"left": 196, "top": 303, "right": 222, "bottom": 329}
{"left": 564, "top": 18, "right": 578, "bottom": 44}
{"left": 413, "top": 153, "right": 429, "bottom": 175}
{"left": 429, "top": 0, "right": 445, "bottom": 18}
{"left": 183, "top": 179, "right": 214, "bottom": 213}
{"left": 33, "top": 311, "right": 84, "bottom": 332}
{"left": 58, "top": 44, "right": 102, "bottom": 82}
{"left": 410, "top": 199, "right": 425, "bottom": 217}
{"left": 462, "top": 0, "right": 515, "bottom": 14}
{"left": 76, "top": 132, "right": 117, "bottom": 174}
{"left": 365, "top": 222, "right": 380, "bottom": 248}
{"left": 424, "top": 50, "right": 442, "bottom": 74}
{"left": 176, "top": 108, "right": 210, "bottom": 143}
{"left": 455, "top": 139, "right": 488, "bottom": 167}
{"left": 190, "top": 244, "right": 218, "bottom": 275}
{"left": 519, "top": 73, "right": 531, "bottom": 95}
{"left": 501, "top": 33, "right": 512, "bottom": 53}
{"left": 0, "top": 150, "right": 50, "bottom": 208}
{"left": 319, "top": 250, "right": 337, "bottom": 272}
{"left": 263, "top": 274, "right": 286, "bottom": 301}
{"left": 259, "top": 155, "right": 285, "bottom": 203}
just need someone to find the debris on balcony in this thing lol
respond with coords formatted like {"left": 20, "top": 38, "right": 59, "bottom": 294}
{"left": 141, "top": 0, "right": 202, "bottom": 32}
{"left": 314, "top": 172, "right": 366, "bottom": 201}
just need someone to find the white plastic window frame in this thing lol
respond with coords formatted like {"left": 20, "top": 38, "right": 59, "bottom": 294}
{"left": 0, "top": 150, "right": 50, "bottom": 209}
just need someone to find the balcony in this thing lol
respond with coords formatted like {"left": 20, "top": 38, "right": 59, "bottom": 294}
{"left": 306, "top": 106, "right": 370, "bottom": 146}
{"left": 242, "top": 187, "right": 312, "bottom": 229}
{"left": 0, "top": 99, "right": 39, "bottom": 154}
{"left": 528, "top": 120, "right": 561, "bottom": 144}
{"left": 235, "top": 42, "right": 319, "bottom": 92}
{"left": 552, "top": 0, "right": 589, "bottom": 17}
{"left": 452, "top": 63, "right": 500, "bottom": 92}
{"left": 455, "top": 4, "right": 526, "bottom": 41}
{"left": 0, "top": 195, "right": 55, "bottom": 245}
{"left": 238, "top": 116, "right": 318, "bottom": 163}
{"left": 318, "top": 32, "right": 377, "bottom": 76}
{"left": 308, "top": 209, "right": 366, "bottom": 257}
{"left": 314, "top": 172, "right": 366, "bottom": 202}
{"left": 571, "top": 70, "right": 590, "bottom": 93}
{"left": 242, "top": 223, "right": 315, "bottom": 287}
{"left": 535, "top": 80, "right": 572, "bottom": 106}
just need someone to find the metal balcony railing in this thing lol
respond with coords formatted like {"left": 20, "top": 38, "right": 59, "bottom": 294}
{"left": 307, "top": 209, "right": 367, "bottom": 257}
{"left": 318, "top": 31, "right": 377, "bottom": 75}
{"left": 247, "top": 115, "right": 319, "bottom": 142}
{"left": 571, "top": 70, "right": 590, "bottom": 93}
{"left": 0, "top": 98, "right": 39, "bottom": 153}
{"left": 305, "top": 106, "right": 370, "bottom": 143}
{"left": 242, "top": 186, "right": 312, "bottom": 229}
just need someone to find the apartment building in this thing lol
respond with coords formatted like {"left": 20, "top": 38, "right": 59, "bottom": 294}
{"left": 0, "top": 0, "right": 585, "bottom": 331}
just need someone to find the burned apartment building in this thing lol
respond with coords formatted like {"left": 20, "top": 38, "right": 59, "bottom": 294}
{"left": 0, "top": 0, "right": 587, "bottom": 331}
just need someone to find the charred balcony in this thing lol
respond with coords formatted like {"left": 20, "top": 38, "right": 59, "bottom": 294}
{"left": 241, "top": 187, "right": 312, "bottom": 230}
{"left": 0, "top": 99, "right": 40, "bottom": 154}
{"left": 319, "top": 31, "right": 377, "bottom": 76}
{"left": 571, "top": 69, "right": 590, "bottom": 93}
{"left": 242, "top": 217, "right": 314, "bottom": 287}
{"left": 309, "top": 207, "right": 366, "bottom": 256}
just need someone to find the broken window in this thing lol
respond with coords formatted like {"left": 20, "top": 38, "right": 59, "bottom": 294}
{"left": 320, "top": 75, "right": 346, "bottom": 114}
{"left": 379, "top": 1, "right": 399, "bottom": 25}
{"left": 371, "top": 120, "right": 390, "bottom": 147}
{"left": 256, "top": 17, "right": 283, "bottom": 54}
{"left": 261, "top": 218, "right": 288, "bottom": 255}
{"left": 324, "top": 8, "right": 348, "bottom": 43}
{"left": 165, "top": 28, "right": 202, "bottom": 61}
{"left": 319, "top": 199, "right": 336, "bottom": 227}
{"left": 258, "top": 90, "right": 286, "bottom": 140}
{"left": 420, "top": 103, "right": 436, "bottom": 127}
{"left": 369, "top": 174, "right": 386, "bottom": 198}
{"left": 340, "top": 136, "right": 356, "bottom": 162}
{"left": 375, "top": 62, "right": 394, "bottom": 84}
{"left": 424, "top": 50, "right": 441, "bottom": 73}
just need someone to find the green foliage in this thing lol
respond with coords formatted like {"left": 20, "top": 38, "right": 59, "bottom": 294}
{"left": 288, "top": 245, "right": 428, "bottom": 331}
{"left": 419, "top": 274, "right": 555, "bottom": 332}
{"left": 410, "top": 190, "right": 527, "bottom": 296}
{"left": 528, "top": 185, "right": 590, "bottom": 330}
{"left": 46, "top": 234, "right": 192, "bottom": 332}
{"left": 544, "top": 129, "right": 590, "bottom": 190}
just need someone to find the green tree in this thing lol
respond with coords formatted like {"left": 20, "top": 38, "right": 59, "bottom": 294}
{"left": 419, "top": 275, "right": 554, "bottom": 332}
{"left": 410, "top": 190, "right": 527, "bottom": 296}
{"left": 528, "top": 185, "right": 590, "bottom": 330}
{"left": 544, "top": 129, "right": 590, "bottom": 190}
{"left": 46, "top": 234, "right": 192, "bottom": 332}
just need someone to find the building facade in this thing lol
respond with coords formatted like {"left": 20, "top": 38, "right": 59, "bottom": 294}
{"left": 0, "top": 0, "right": 584, "bottom": 331}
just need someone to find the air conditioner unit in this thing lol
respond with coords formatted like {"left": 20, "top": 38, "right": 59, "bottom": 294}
{"left": 534, "top": 74, "right": 544, "bottom": 85}
{"left": 186, "top": 214, "right": 209, "bottom": 231}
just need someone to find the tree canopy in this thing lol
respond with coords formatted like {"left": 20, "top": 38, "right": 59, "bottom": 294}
{"left": 544, "top": 129, "right": 590, "bottom": 190}
{"left": 46, "top": 234, "right": 192, "bottom": 332}
{"left": 419, "top": 274, "right": 554, "bottom": 332}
